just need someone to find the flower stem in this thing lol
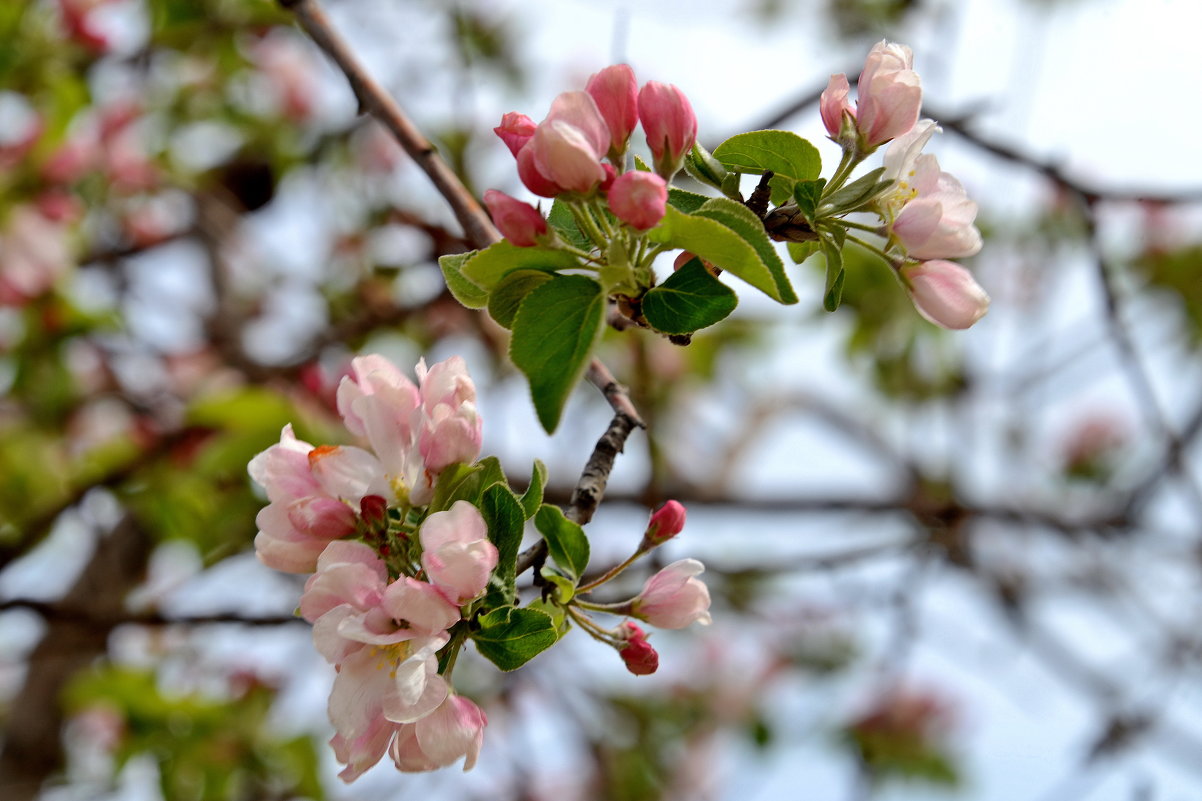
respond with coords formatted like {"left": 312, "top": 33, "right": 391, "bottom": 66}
{"left": 566, "top": 605, "right": 621, "bottom": 646}
{"left": 578, "top": 549, "right": 645, "bottom": 593}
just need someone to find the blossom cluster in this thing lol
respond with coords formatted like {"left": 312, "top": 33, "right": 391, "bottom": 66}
{"left": 819, "top": 41, "right": 989, "bottom": 329}
{"left": 248, "top": 355, "right": 714, "bottom": 781}
{"left": 250, "top": 355, "right": 488, "bottom": 779}
{"left": 484, "top": 64, "right": 697, "bottom": 245}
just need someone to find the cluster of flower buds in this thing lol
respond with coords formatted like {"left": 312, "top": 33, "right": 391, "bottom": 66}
{"left": 817, "top": 41, "right": 989, "bottom": 329}
{"left": 250, "top": 355, "right": 486, "bottom": 779}
{"left": 485, "top": 64, "right": 696, "bottom": 245}
{"left": 568, "top": 501, "right": 712, "bottom": 677}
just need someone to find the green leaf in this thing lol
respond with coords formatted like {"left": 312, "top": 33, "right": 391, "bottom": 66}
{"left": 547, "top": 200, "right": 591, "bottom": 251}
{"left": 822, "top": 167, "right": 889, "bottom": 214}
{"left": 520, "top": 459, "right": 547, "bottom": 518}
{"left": 788, "top": 241, "right": 821, "bottom": 264}
{"left": 642, "top": 259, "right": 738, "bottom": 334}
{"left": 693, "top": 198, "right": 797, "bottom": 305}
{"left": 684, "top": 142, "right": 728, "bottom": 190}
{"left": 648, "top": 205, "right": 793, "bottom": 304}
{"left": 428, "top": 456, "right": 506, "bottom": 512}
{"left": 713, "top": 130, "right": 821, "bottom": 204}
{"left": 488, "top": 269, "right": 554, "bottom": 328}
{"left": 510, "top": 275, "right": 606, "bottom": 433}
{"left": 667, "top": 187, "right": 711, "bottom": 215}
{"left": 821, "top": 235, "right": 846, "bottom": 312}
{"left": 480, "top": 484, "right": 525, "bottom": 606}
{"left": 472, "top": 606, "right": 558, "bottom": 671}
{"left": 461, "top": 240, "right": 578, "bottom": 292}
{"left": 793, "top": 179, "right": 827, "bottom": 222}
{"left": 439, "top": 251, "right": 488, "bottom": 308}
{"left": 534, "top": 504, "right": 590, "bottom": 580}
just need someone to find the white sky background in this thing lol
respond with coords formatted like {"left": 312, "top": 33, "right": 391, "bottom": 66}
{"left": 7, "top": 1, "right": 1202, "bottom": 800}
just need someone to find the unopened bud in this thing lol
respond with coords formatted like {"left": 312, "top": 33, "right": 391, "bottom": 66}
{"left": 617, "top": 621, "right": 659, "bottom": 675}
{"left": 642, "top": 500, "right": 686, "bottom": 547}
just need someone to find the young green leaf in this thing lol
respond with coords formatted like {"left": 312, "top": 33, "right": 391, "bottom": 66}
{"left": 520, "top": 459, "right": 547, "bottom": 518}
{"left": 480, "top": 484, "right": 525, "bottom": 606}
{"left": 547, "top": 199, "right": 591, "bottom": 251}
{"left": 534, "top": 504, "right": 590, "bottom": 581}
{"left": 472, "top": 606, "right": 558, "bottom": 671}
{"left": 488, "top": 269, "right": 555, "bottom": 329}
{"left": 693, "top": 198, "right": 797, "bottom": 305}
{"left": 509, "top": 274, "right": 606, "bottom": 433}
{"left": 439, "top": 251, "right": 488, "bottom": 309}
{"left": 461, "top": 240, "right": 578, "bottom": 292}
{"left": 793, "top": 179, "right": 827, "bottom": 222}
{"left": 648, "top": 205, "right": 791, "bottom": 304}
{"left": 822, "top": 167, "right": 889, "bottom": 215}
{"left": 642, "top": 258, "right": 738, "bottom": 334}
{"left": 821, "top": 235, "right": 846, "bottom": 312}
{"left": 684, "top": 142, "right": 728, "bottom": 190}
{"left": 713, "top": 130, "right": 821, "bottom": 205}
{"left": 787, "top": 241, "right": 821, "bottom": 265}
{"left": 667, "top": 187, "right": 710, "bottom": 215}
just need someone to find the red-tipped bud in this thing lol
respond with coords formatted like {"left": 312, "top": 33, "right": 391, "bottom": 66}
{"left": 359, "top": 494, "right": 389, "bottom": 534}
{"left": 643, "top": 499, "right": 686, "bottom": 546}
{"left": 494, "top": 112, "right": 537, "bottom": 157}
{"left": 617, "top": 621, "right": 659, "bottom": 675}
{"left": 483, "top": 189, "right": 548, "bottom": 247}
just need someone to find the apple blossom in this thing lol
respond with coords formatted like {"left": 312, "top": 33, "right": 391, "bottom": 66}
{"left": 608, "top": 171, "right": 667, "bottom": 231}
{"left": 631, "top": 558, "right": 713, "bottom": 629}
{"left": 419, "top": 500, "right": 498, "bottom": 604}
{"left": 889, "top": 154, "right": 982, "bottom": 260}
{"left": 416, "top": 356, "right": 483, "bottom": 474}
{"left": 390, "top": 694, "right": 487, "bottom": 772}
{"left": 899, "top": 259, "right": 990, "bottom": 330}
{"left": 527, "top": 91, "right": 610, "bottom": 195}
{"left": 586, "top": 64, "right": 639, "bottom": 162}
{"left": 483, "top": 189, "right": 548, "bottom": 247}
{"left": 853, "top": 40, "right": 922, "bottom": 149}
{"left": 638, "top": 81, "right": 697, "bottom": 179}
{"left": 249, "top": 426, "right": 384, "bottom": 573}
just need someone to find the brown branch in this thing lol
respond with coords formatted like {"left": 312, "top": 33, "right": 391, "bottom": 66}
{"left": 515, "top": 409, "right": 644, "bottom": 577}
{"left": 282, "top": 0, "right": 500, "bottom": 250}
{"left": 0, "top": 598, "right": 307, "bottom": 628}
{"left": 0, "top": 515, "right": 152, "bottom": 801}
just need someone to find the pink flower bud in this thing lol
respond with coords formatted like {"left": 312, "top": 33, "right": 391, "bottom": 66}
{"left": 419, "top": 501, "right": 498, "bottom": 604}
{"left": 638, "top": 81, "right": 697, "bottom": 179}
{"left": 617, "top": 621, "right": 659, "bottom": 675}
{"left": 494, "top": 112, "right": 537, "bottom": 157}
{"left": 528, "top": 91, "right": 610, "bottom": 195}
{"left": 642, "top": 500, "right": 686, "bottom": 546}
{"left": 631, "top": 558, "right": 712, "bottom": 629}
{"left": 608, "top": 171, "right": 667, "bottom": 231}
{"left": 516, "top": 144, "right": 563, "bottom": 198}
{"left": 482, "top": 189, "right": 548, "bottom": 247}
{"left": 899, "top": 260, "right": 989, "bottom": 330}
{"left": 854, "top": 40, "right": 922, "bottom": 149}
{"left": 820, "top": 73, "right": 853, "bottom": 141}
{"left": 586, "top": 64, "right": 639, "bottom": 161}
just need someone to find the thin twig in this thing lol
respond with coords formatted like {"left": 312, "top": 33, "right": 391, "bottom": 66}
{"left": 0, "top": 597, "right": 307, "bottom": 627}
{"left": 280, "top": 0, "right": 640, "bottom": 423}
{"left": 515, "top": 410, "right": 643, "bottom": 577}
